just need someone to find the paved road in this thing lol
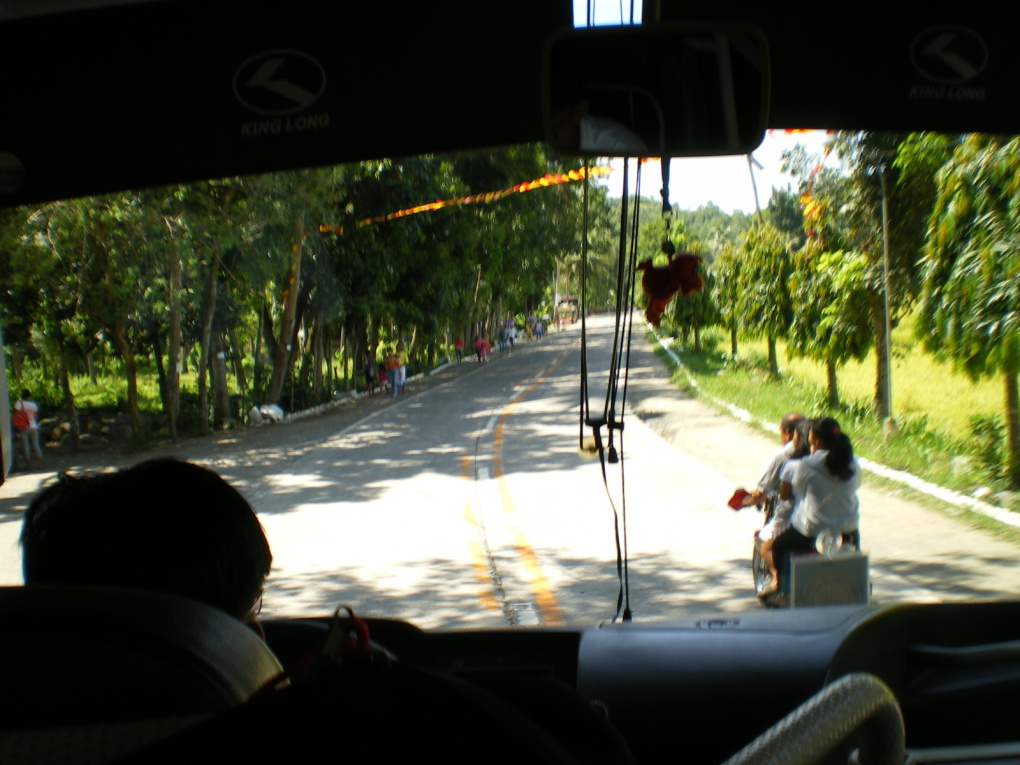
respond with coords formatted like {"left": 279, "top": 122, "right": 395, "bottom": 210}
{"left": 2, "top": 315, "right": 1017, "bottom": 627}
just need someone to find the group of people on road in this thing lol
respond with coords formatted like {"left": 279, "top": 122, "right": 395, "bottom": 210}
{"left": 735, "top": 413, "right": 861, "bottom": 605}
{"left": 361, "top": 342, "right": 409, "bottom": 398}
{"left": 458, "top": 314, "right": 547, "bottom": 365}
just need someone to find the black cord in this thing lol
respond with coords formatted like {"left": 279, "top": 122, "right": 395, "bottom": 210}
{"left": 576, "top": 158, "right": 641, "bottom": 623}
{"left": 579, "top": 161, "right": 592, "bottom": 451}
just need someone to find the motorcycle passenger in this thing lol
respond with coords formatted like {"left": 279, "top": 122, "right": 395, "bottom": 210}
{"left": 757, "top": 417, "right": 812, "bottom": 596}
{"left": 770, "top": 417, "right": 861, "bottom": 603}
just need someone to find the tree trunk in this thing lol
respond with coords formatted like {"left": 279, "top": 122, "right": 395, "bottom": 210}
{"left": 266, "top": 229, "right": 304, "bottom": 405}
{"left": 368, "top": 317, "right": 380, "bottom": 363}
{"left": 211, "top": 328, "right": 232, "bottom": 430}
{"left": 826, "top": 360, "right": 841, "bottom": 408}
{"left": 152, "top": 331, "right": 175, "bottom": 441}
{"left": 1004, "top": 355, "right": 1020, "bottom": 488}
{"left": 730, "top": 325, "right": 738, "bottom": 357}
{"left": 166, "top": 251, "right": 182, "bottom": 440}
{"left": 58, "top": 347, "right": 80, "bottom": 452}
{"left": 313, "top": 319, "right": 324, "bottom": 400}
{"left": 110, "top": 322, "right": 143, "bottom": 438}
{"left": 253, "top": 312, "right": 264, "bottom": 402}
{"left": 871, "top": 304, "right": 891, "bottom": 420}
{"left": 197, "top": 255, "right": 219, "bottom": 435}
{"left": 8, "top": 349, "right": 23, "bottom": 381}
{"left": 229, "top": 326, "right": 247, "bottom": 396}
{"left": 767, "top": 336, "right": 779, "bottom": 377}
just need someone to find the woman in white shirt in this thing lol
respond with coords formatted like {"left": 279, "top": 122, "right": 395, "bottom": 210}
{"left": 770, "top": 417, "right": 860, "bottom": 598}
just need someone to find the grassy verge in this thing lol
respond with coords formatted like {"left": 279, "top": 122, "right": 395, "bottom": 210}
{"left": 649, "top": 329, "right": 1020, "bottom": 546}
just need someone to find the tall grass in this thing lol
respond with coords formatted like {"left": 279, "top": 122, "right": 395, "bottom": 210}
{"left": 659, "top": 326, "right": 1010, "bottom": 501}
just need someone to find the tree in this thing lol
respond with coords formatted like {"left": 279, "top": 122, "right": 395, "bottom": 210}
{"left": 916, "top": 133, "right": 1020, "bottom": 486}
{"left": 667, "top": 257, "right": 720, "bottom": 352}
{"left": 735, "top": 222, "right": 794, "bottom": 376}
{"left": 788, "top": 249, "right": 872, "bottom": 407}
{"left": 712, "top": 243, "right": 742, "bottom": 356}
{"left": 812, "top": 131, "right": 945, "bottom": 419}
{"left": 766, "top": 188, "right": 806, "bottom": 251}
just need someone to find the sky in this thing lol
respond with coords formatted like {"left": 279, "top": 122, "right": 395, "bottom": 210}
{"left": 597, "top": 130, "right": 836, "bottom": 214}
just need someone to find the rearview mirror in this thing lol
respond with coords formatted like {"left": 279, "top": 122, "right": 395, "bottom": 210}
{"left": 543, "top": 22, "right": 770, "bottom": 158}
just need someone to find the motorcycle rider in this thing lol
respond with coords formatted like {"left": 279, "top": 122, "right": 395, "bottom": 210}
{"left": 734, "top": 412, "right": 804, "bottom": 509}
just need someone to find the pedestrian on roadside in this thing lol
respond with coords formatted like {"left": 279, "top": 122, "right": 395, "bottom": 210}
{"left": 362, "top": 353, "right": 377, "bottom": 397}
{"left": 13, "top": 389, "right": 44, "bottom": 470}
{"left": 396, "top": 341, "right": 408, "bottom": 394}
{"left": 384, "top": 348, "right": 401, "bottom": 397}
{"left": 454, "top": 337, "right": 464, "bottom": 363}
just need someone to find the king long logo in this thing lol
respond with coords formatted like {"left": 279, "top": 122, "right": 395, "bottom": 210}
{"left": 910, "top": 27, "right": 988, "bottom": 85}
{"left": 234, "top": 50, "right": 327, "bottom": 116}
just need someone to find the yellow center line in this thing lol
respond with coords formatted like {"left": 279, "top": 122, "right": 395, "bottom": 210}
{"left": 461, "top": 453, "right": 500, "bottom": 612}
{"left": 490, "top": 346, "right": 576, "bottom": 626}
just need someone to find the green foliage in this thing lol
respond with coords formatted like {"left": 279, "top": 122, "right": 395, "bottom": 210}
{"left": 970, "top": 415, "right": 1009, "bottom": 484}
{"left": 765, "top": 187, "right": 806, "bottom": 250}
{"left": 735, "top": 222, "right": 794, "bottom": 345}
{"left": 5, "top": 143, "right": 614, "bottom": 443}
{"left": 665, "top": 259, "right": 721, "bottom": 349}
{"left": 916, "top": 133, "right": 1020, "bottom": 485}
{"left": 666, "top": 337, "right": 1015, "bottom": 497}
{"left": 788, "top": 249, "right": 873, "bottom": 392}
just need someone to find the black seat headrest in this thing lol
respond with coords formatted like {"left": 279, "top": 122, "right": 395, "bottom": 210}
{"left": 0, "top": 585, "right": 283, "bottom": 729}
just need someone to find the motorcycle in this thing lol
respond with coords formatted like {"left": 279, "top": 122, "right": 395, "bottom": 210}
{"left": 751, "top": 498, "right": 862, "bottom": 608}
{"left": 751, "top": 497, "right": 778, "bottom": 598}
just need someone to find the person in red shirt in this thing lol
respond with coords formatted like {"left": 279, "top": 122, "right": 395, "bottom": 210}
{"left": 14, "top": 389, "right": 43, "bottom": 470}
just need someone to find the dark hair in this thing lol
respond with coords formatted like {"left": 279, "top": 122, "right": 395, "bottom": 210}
{"left": 779, "top": 412, "right": 803, "bottom": 438}
{"left": 811, "top": 417, "right": 855, "bottom": 480}
{"left": 21, "top": 389, "right": 31, "bottom": 399}
{"left": 20, "top": 458, "right": 271, "bottom": 620}
{"left": 790, "top": 417, "right": 813, "bottom": 459}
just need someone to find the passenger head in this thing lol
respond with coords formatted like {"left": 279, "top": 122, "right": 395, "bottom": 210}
{"left": 20, "top": 458, "right": 271, "bottom": 628}
{"left": 810, "top": 417, "right": 855, "bottom": 480}
{"left": 779, "top": 412, "right": 803, "bottom": 443}
{"left": 790, "top": 417, "right": 813, "bottom": 459}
